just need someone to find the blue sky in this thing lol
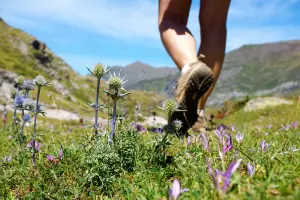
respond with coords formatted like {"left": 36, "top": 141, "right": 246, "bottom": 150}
{"left": 1, "top": 0, "right": 300, "bottom": 74}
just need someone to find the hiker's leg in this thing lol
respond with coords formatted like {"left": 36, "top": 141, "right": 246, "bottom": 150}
{"left": 197, "top": 0, "right": 231, "bottom": 109}
{"left": 158, "top": 0, "right": 198, "bottom": 70}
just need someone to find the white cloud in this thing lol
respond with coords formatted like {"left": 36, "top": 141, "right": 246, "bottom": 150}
{"left": 1, "top": 0, "right": 299, "bottom": 57}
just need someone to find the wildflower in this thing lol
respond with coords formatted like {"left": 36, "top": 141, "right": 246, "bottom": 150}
{"left": 3, "top": 156, "right": 12, "bottom": 163}
{"left": 58, "top": 149, "right": 63, "bottom": 159}
{"left": 27, "top": 140, "right": 41, "bottom": 152}
{"left": 235, "top": 132, "right": 244, "bottom": 144}
{"left": 23, "top": 99, "right": 35, "bottom": 111}
{"left": 21, "top": 80, "right": 35, "bottom": 93}
{"left": 260, "top": 140, "right": 271, "bottom": 151}
{"left": 158, "top": 98, "right": 178, "bottom": 114}
{"left": 107, "top": 71, "right": 127, "bottom": 91}
{"left": 87, "top": 63, "right": 111, "bottom": 78}
{"left": 292, "top": 121, "right": 298, "bottom": 129}
{"left": 222, "top": 134, "right": 233, "bottom": 154}
{"left": 247, "top": 163, "right": 255, "bottom": 178}
{"left": 199, "top": 133, "right": 209, "bottom": 151}
{"left": 136, "top": 123, "right": 146, "bottom": 133}
{"left": 23, "top": 114, "right": 31, "bottom": 123}
{"left": 151, "top": 127, "right": 164, "bottom": 134}
{"left": 169, "top": 179, "right": 188, "bottom": 200}
{"left": 14, "top": 75, "right": 24, "bottom": 86}
{"left": 281, "top": 124, "right": 290, "bottom": 131}
{"left": 34, "top": 75, "right": 48, "bottom": 86}
{"left": 8, "top": 135, "right": 13, "bottom": 140}
{"left": 207, "top": 158, "right": 242, "bottom": 193}
{"left": 214, "top": 124, "right": 228, "bottom": 143}
{"left": 46, "top": 154, "right": 55, "bottom": 162}
{"left": 172, "top": 119, "right": 183, "bottom": 131}
{"left": 231, "top": 125, "right": 235, "bottom": 132}
{"left": 46, "top": 149, "right": 63, "bottom": 163}
{"left": 14, "top": 96, "right": 25, "bottom": 107}
{"left": 266, "top": 124, "right": 272, "bottom": 129}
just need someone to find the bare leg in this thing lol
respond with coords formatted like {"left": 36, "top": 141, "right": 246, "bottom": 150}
{"left": 158, "top": 0, "right": 197, "bottom": 70}
{"left": 197, "top": 0, "right": 231, "bottom": 110}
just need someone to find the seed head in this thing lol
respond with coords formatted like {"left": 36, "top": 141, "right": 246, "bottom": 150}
{"left": 34, "top": 75, "right": 47, "bottom": 86}
{"left": 92, "top": 63, "right": 105, "bottom": 77}
{"left": 163, "top": 98, "right": 177, "bottom": 113}
{"left": 21, "top": 80, "right": 35, "bottom": 91}
{"left": 15, "top": 75, "right": 24, "bottom": 85}
{"left": 23, "top": 99, "right": 35, "bottom": 111}
{"left": 107, "top": 71, "right": 127, "bottom": 90}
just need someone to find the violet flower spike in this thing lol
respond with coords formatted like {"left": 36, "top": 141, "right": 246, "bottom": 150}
{"left": 46, "top": 154, "right": 55, "bottom": 162}
{"left": 235, "top": 132, "right": 244, "bottom": 144}
{"left": 200, "top": 133, "right": 209, "bottom": 151}
{"left": 292, "top": 121, "right": 298, "bottom": 129}
{"left": 207, "top": 158, "right": 242, "bottom": 193}
{"left": 247, "top": 162, "right": 255, "bottom": 178}
{"left": 58, "top": 149, "right": 63, "bottom": 159}
{"left": 169, "top": 179, "right": 188, "bottom": 200}
{"left": 260, "top": 140, "right": 271, "bottom": 151}
{"left": 222, "top": 134, "right": 233, "bottom": 154}
{"left": 214, "top": 124, "right": 227, "bottom": 144}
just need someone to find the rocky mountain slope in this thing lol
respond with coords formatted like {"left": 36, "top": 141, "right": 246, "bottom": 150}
{"left": 106, "top": 61, "right": 177, "bottom": 87}
{"left": 0, "top": 17, "right": 165, "bottom": 120}
{"left": 128, "top": 40, "right": 300, "bottom": 105}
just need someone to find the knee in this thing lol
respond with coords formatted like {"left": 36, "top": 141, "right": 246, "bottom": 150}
{"left": 199, "top": 15, "right": 228, "bottom": 34}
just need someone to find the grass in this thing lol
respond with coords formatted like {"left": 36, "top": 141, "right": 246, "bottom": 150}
{"left": 0, "top": 94, "right": 299, "bottom": 199}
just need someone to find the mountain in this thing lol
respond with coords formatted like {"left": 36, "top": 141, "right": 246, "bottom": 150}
{"left": 127, "top": 40, "right": 300, "bottom": 105}
{"left": 0, "top": 17, "right": 165, "bottom": 120}
{"left": 106, "top": 61, "right": 178, "bottom": 87}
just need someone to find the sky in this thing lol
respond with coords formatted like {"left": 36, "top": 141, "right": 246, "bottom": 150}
{"left": 1, "top": 0, "right": 300, "bottom": 74}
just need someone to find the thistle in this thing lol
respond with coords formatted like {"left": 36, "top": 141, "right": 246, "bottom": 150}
{"left": 13, "top": 76, "right": 24, "bottom": 125}
{"left": 103, "top": 70, "right": 130, "bottom": 144}
{"left": 31, "top": 75, "right": 49, "bottom": 167}
{"left": 87, "top": 63, "right": 111, "bottom": 134}
{"left": 20, "top": 80, "right": 35, "bottom": 97}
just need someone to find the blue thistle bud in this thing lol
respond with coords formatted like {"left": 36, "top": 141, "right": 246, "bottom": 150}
{"left": 34, "top": 75, "right": 48, "bottom": 86}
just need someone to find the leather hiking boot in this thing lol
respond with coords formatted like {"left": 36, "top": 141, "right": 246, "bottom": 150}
{"left": 171, "top": 60, "right": 213, "bottom": 135}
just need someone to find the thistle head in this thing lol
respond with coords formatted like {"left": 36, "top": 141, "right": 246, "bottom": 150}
{"left": 88, "top": 63, "right": 110, "bottom": 78}
{"left": 107, "top": 71, "right": 127, "bottom": 90}
{"left": 14, "top": 75, "right": 24, "bottom": 86}
{"left": 23, "top": 99, "right": 35, "bottom": 111}
{"left": 172, "top": 119, "right": 183, "bottom": 131}
{"left": 162, "top": 98, "right": 177, "bottom": 113}
{"left": 21, "top": 80, "right": 35, "bottom": 91}
{"left": 34, "top": 75, "right": 48, "bottom": 87}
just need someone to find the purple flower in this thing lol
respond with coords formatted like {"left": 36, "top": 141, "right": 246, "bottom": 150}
{"left": 199, "top": 133, "right": 209, "bottom": 151}
{"left": 281, "top": 124, "right": 290, "bottom": 131}
{"left": 247, "top": 163, "right": 255, "bottom": 178}
{"left": 214, "top": 124, "right": 228, "bottom": 143}
{"left": 3, "top": 156, "right": 12, "bottom": 163}
{"left": 58, "top": 149, "right": 63, "bottom": 159}
{"left": 46, "top": 154, "right": 55, "bottom": 162}
{"left": 151, "top": 127, "right": 163, "bottom": 134}
{"left": 136, "top": 123, "right": 146, "bottom": 133}
{"left": 292, "top": 121, "right": 298, "bottom": 129}
{"left": 14, "top": 96, "right": 25, "bottom": 107}
{"left": 27, "top": 140, "right": 41, "bottom": 152}
{"left": 260, "top": 140, "right": 271, "bottom": 151}
{"left": 169, "top": 179, "right": 188, "bottom": 200}
{"left": 187, "top": 136, "right": 192, "bottom": 147}
{"left": 207, "top": 158, "right": 242, "bottom": 193}
{"left": 222, "top": 134, "right": 233, "bottom": 154}
{"left": 266, "top": 124, "right": 272, "bottom": 129}
{"left": 23, "top": 114, "right": 31, "bottom": 123}
{"left": 235, "top": 132, "right": 244, "bottom": 144}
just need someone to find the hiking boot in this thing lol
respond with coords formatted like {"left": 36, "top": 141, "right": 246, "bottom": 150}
{"left": 192, "top": 115, "right": 207, "bottom": 133}
{"left": 171, "top": 60, "right": 214, "bottom": 135}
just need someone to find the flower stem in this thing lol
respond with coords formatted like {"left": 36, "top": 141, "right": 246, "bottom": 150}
{"left": 13, "top": 87, "right": 20, "bottom": 125}
{"left": 94, "top": 77, "right": 101, "bottom": 134}
{"left": 32, "top": 86, "right": 41, "bottom": 167}
{"left": 109, "top": 100, "right": 117, "bottom": 144}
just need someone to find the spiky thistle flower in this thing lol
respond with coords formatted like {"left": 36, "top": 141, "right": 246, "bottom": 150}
{"left": 34, "top": 75, "right": 49, "bottom": 87}
{"left": 23, "top": 99, "right": 35, "bottom": 111}
{"left": 106, "top": 70, "right": 127, "bottom": 91}
{"left": 87, "top": 63, "right": 111, "bottom": 78}
{"left": 21, "top": 80, "right": 35, "bottom": 96}
{"left": 14, "top": 96, "right": 25, "bottom": 108}
{"left": 14, "top": 75, "right": 24, "bottom": 86}
{"left": 172, "top": 119, "right": 183, "bottom": 131}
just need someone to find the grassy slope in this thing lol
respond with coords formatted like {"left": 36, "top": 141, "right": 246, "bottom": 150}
{"left": 0, "top": 19, "right": 165, "bottom": 120}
